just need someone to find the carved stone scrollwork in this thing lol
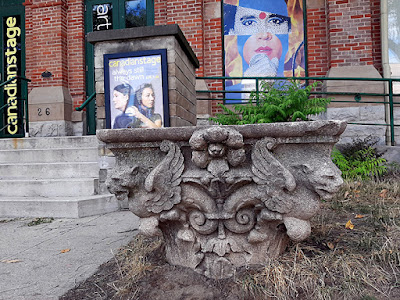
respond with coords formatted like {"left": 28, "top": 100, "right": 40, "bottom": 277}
{"left": 100, "top": 121, "right": 346, "bottom": 279}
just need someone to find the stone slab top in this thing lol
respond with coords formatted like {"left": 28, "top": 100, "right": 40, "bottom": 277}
{"left": 87, "top": 24, "right": 199, "bottom": 68}
{"left": 97, "top": 120, "right": 347, "bottom": 144}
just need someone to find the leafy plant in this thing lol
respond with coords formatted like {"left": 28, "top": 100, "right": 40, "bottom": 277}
{"left": 27, "top": 217, "right": 54, "bottom": 227}
{"left": 331, "top": 145, "right": 387, "bottom": 180}
{"left": 210, "top": 80, "right": 331, "bottom": 125}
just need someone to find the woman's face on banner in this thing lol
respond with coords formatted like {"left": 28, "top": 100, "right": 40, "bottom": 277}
{"left": 113, "top": 90, "right": 129, "bottom": 111}
{"left": 232, "top": 5, "right": 289, "bottom": 63}
{"left": 141, "top": 87, "right": 155, "bottom": 109}
{"left": 232, "top": 6, "right": 290, "bottom": 36}
{"left": 243, "top": 32, "right": 282, "bottom": 63}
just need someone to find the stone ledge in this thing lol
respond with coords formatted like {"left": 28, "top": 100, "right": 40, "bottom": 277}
{"left": 97, "top": 120, "right": 347, "bottom": 144}
{"left": 87, "top": 24, "right": 199, "bottom": 68}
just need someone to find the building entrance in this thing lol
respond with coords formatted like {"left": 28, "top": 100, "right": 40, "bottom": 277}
{"left": 84, "top": 0, "right": 154, "bottom": 130}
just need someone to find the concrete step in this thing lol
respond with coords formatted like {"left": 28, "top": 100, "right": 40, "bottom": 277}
{"left": 0, "top": 195, "right": 119, "bottom": 218}
{"left": 0, "top": 147, "right": 99, "bottom": 163}
{"left": 0, "top": 162, "right": 99, "bottom": 179}
{"left": 0, "top": 178, "right": 98, "bottom": 197}
{"left": 0, "top": 136, "right": 99, "bottom": 150}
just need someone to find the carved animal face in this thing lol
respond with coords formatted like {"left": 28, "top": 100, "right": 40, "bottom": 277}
{"left": 106, "top": 166, "right": 141, "bottom": 201}
{"left": 208, "top": 143, "right": 226, "bottom": 158}
{"left": 300, "top": 160, "right": 343, "bottom": 200}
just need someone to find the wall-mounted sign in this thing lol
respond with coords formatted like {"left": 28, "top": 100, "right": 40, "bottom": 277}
{"left": 3, "top": 15, "right": 22, "bottom": 136}
{"left": 93, "top": 3, "right": 113, "bottom": 31}
{"left": 104, "top": 49, "right": 169, "bottom": 129}
{"left": 223, "top": 0, "right": 306, "bottom": 102}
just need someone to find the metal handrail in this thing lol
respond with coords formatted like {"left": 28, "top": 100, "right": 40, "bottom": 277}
{"left": 75, "top": 92, "right": 96, "bottom": 111}
{"left": 75, "top": 92, "right": 96, "bottom": 135}
{"left": 0, "top": 76, "right": 31, "bottom": 137}
{"left": 196, "top": 76, "right": 400, "bottom": 146}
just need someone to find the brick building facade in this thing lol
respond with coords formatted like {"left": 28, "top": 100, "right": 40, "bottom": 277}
{"left": 0, "top": 0, "right": 390, "bottom": 137}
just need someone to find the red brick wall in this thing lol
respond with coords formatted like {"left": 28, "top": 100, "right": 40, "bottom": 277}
{"left": 24, "top": 0, "right": 85, "bottom": 107}
{"left": 154, "top": 0, "right": 167, "bottom": 25}
{"left": 371, "top": 0, "right": 382, "bottom": 75}
{"left": 306, "top": 6, "right": 330, "bottom": 77}
{"left": 67, "top": 0, "right": 85, "bottom": 106}
{"left": 326, "top": 0, "right": 374, "bottom": 68}
{"left": 24, "top": 0, "right": 69, "bottom": 87}
{"left": 203, "top": 0, "right": 224, "bottom": 115}
{"left": 157, "top": 0, "right": 205, "bottom": 74}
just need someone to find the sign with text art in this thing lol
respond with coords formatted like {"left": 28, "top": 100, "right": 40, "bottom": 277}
{"left": 2, "top": 15, "right": 22, "bottom": 136}
{"left": 223, "top": 0, "right": 306, "bottom": 102}
{"left": 104, "top": 49, "right": 169, "bottom": 129}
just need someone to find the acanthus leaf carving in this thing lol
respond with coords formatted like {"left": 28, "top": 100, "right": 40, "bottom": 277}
{"left": 103, "top": 122, "right": 345, "bottom": 279}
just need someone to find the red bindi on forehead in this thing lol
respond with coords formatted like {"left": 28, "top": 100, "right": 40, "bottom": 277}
{"left": 259, "top": 12, "right": 266, "bottom": 20}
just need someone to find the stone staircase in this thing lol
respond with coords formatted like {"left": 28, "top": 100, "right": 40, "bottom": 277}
{"left": 0, "top": 136, "right": 119, "bottom": 218}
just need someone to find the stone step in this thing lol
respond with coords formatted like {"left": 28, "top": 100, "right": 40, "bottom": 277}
{"left": 0, "top": 195, "right": 119, "bottom": 218}
{"left": 0, "top": 178, "right": 99, "bottom": 197}
{"left": 0, "top": 147, "right": 99, "bottom": 163}
{"left": 0, "top": 136, "right": 99, "bottom": 150}
{"left": 0, "top": 162, "right": 99, "bottom": 179}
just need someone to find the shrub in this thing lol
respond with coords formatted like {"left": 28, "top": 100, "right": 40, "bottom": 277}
{"left": 332, "top": 137, "right": 387, "bottom": 180}
{"left": 210, "top": 80, "right": 331, "bottom": 125}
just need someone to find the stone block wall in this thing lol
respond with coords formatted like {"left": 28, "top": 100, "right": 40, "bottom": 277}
{"left": 87, "top": 25, "right": 199, "bottom": 128}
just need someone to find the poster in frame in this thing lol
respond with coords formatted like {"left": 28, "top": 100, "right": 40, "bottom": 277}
{"left": 223, "top": 0, "right": 306, "bottom": 103}
{"left": 104, "top": 49, "right": 169, "bottom": 129}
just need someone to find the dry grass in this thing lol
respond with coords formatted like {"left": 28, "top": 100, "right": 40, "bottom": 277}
{"left": 237, "top": 178, "right": 400, "bottom": 300}
{"left": 103, "top": 178, "right": 400, "bottom": 300}
{"left": 108, "top": 235, "right": 163, "bottom": 298}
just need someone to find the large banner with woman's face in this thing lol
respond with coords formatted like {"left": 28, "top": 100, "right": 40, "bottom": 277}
{"left": 223, "top": 0, "right": 306, "bottom": 102}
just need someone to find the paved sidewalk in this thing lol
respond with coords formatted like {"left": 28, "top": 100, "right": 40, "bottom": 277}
{"left": 0, "top": 211, "right": 140, "bottom": 300}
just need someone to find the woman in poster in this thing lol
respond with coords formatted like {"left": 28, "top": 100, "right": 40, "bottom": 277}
{"left": 112, "top": 83, "right": 135, "bottom": 129}
{"left": 224, "top": 0, "right": 305, "bottom": 101}
{"left": 125, "top": 83, "right": 162, "bottom": 128}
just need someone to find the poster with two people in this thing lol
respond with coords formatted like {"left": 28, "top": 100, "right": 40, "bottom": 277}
{"left": 104, "top": 49, "right": 169, "bottom": 129}
{"left": 224, "top": 0, "right": 306, "bottom": 102}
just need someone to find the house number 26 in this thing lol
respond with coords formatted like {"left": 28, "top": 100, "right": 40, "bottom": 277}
{"left": 38, "top": 108, "right": 50, "bottom": 116}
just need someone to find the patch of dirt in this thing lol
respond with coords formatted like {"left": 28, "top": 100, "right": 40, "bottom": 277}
{"left": 59, "top": 237, "right": 249, "bottom": 300}
{"left": 60, "top": 179, "right": 400, "bottom": 300}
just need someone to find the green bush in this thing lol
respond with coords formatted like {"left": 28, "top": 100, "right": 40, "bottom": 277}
{"left": 331, "top": 137, "right": 387, "bottom": 180}
{"left": 210, "top": 80, "right": 331, "bottom": 125}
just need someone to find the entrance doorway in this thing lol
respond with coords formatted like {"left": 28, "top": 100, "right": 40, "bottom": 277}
{"left": 84, "top": 0, "right": 154, "bottom": 130}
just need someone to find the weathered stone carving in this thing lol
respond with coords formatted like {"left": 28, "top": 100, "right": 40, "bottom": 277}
{"left": 99, "top": 121, "right": 346, "bottom": 279}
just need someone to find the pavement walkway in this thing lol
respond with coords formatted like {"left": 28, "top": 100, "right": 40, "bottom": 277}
{"left": 0, "top": 211, "right": 140, "bottom": 300}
